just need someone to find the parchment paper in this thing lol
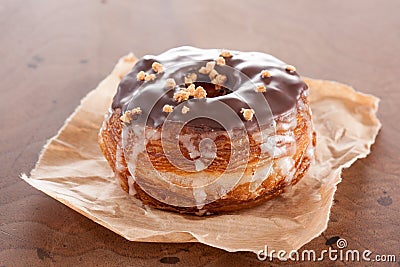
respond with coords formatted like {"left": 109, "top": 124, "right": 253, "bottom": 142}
{"left": 21, "top": 54, "right": 381, "bottom": 254}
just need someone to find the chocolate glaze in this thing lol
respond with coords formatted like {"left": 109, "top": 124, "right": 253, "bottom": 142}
{"left": 112, "top": 46, "right": 307, "bottom": 130}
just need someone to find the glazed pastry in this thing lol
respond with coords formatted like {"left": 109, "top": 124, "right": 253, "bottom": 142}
{"left": 99, "top": 46, "right": 316, "bottom": 215}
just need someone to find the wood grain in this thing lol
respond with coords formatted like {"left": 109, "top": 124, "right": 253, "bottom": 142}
{"left": 0, "top": 0, "right": 399, "bottom": 266}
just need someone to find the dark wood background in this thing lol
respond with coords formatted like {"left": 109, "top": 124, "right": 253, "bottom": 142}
{"left": 1, "top": 0, "right": 399, "bottom": 266}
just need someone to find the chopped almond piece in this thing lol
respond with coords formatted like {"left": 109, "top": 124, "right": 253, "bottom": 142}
{"left": 162, "top": 104, "right": 174, "bottom": 113}
{"left": 193, "top": 86, "right": 207, "bottom": 99}
{"left": 209, "top": 69, "right": 219, "bottom": 80}
{"left": 256, "top": 85, "right": 266, "bottom": 92}
{"left": 131, "top": 107, "right": 142, "bottom": 115}
{"left": 173, "top": 90, "right": 190, "bottom": 102}
{"left": 120, "top": 107, "right": 142, "bottom": 123}
{"left": 285, "top": 64, "right": 296, "bottom": 73}
{"left": 185, "top": 84, "right": 196, "bottom": 96}
{"left": 152, "top": 62, "right": 164, "bottom": 73}
{"left": 211, "top": 74, "right": 227, "bottom": 85}
{"left": 184, "top": 73, "right": 197, "bottom": 84}
{"left": 261, "top": 70, "right": 271, "bottom": 78}
{"left": 120, "top": 112, "right": 131, "bottom": 123}
{"left": 241, "top": 108, "right": 255, "bottom": 121}
{"left": 137, "top": 71, "right": 146, "bottom": 81}
{"left": 198, "top": 66, "right": 208, "bottom": 74}
{"left": 220, "top": 50, "right": 232, "bottom": 58}
{"left": 182, "top": 106, "right": 190, "bottom": 114}
{"left": 145, "top": 73, "right": 156, "bottom": 81}
{"left": 164, "top": 78, "right": 176, "bottom": 89}
{"left": 216, "top": 56, "right": 226, "bottom": 66}
{"left": 199, "top": 61, "right": 216, "bottom": 74}
{"left": 206, "top": 61, "right": 216, "bottom": 72}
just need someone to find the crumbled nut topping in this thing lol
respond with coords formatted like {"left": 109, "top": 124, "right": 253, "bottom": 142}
{"left": 216, "top": 56, "right": 226, "bottom": 66}
{"left": 199, "top": 61, "right": 216, "bottom": 74}
{"left": 185, "top": 84, "right": 196, "bottom": 96}
{"left": 206, "top": 61, "right": 216, "bottom": 71}
{"left": 173, "top": 90, "right": 190, "bottom": 102}
{"left": 209, "top": 69, "right": 219, "bottom": 80}
{"left": 184, "top": 73, "right": 197, "bottom": 84}
{"left": 220, "top": 50, "right": 232, "bottom": 58}
{"left": 285, "top": 64, "right": 296, "bottom": 73}
{"left": 152, "top": 62, "right": 164, "bottom": 73}
{"left": 256, "top": 85, "right": 266, "bottom": 92}
{"left": 131, "top": 107, "right": 142, "bottom": 115}
{"left": 241, "top": 108, "right": 255, "bottom": 121}
{"left": 182, "top": 106, "right": 190, "bottom": 114}
{"left": 164, "top": 78, "right": 176, "bottom": 89}
{"left": 193, "top": 86, "right": 207, "bottom": 99}
{"left": 120, "top": 107, "right": 142, "bottom": 123}
{"left": 261, "top": 70, "right": 271, "bottom": 78}
{"left": 120, "top": 112, "right": 131, "bottom": 123}
{"left": 137, "top": 71, "right": 146, "bottom": 81}
{"left": 162, "top": 104, "right": 174, "bottom": 113}
{"left": 144, "top": 73, "right": 156, "bottom": 81}
{"left": 198, "top": 67, "right": 208, "bottom": 74}
{"left": 211, "top": 74, "right": 227, "bottom": 86}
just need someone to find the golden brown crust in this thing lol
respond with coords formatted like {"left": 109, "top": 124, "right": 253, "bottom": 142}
{"left": 99, "top": 97, "right": 315, "bottom": 215}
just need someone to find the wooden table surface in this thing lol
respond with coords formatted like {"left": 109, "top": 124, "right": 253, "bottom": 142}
{"left": 1, "top": 0, "right": 399, "bottom": 266}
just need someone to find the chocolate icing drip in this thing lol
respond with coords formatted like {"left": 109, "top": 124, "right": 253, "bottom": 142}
{"left": 112, "top": 46, "right": 307, "bottom": 130}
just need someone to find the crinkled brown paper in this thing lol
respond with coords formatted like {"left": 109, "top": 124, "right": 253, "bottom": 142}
{"left": 21, "top": 54, "right": 381, "bottom": 254}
